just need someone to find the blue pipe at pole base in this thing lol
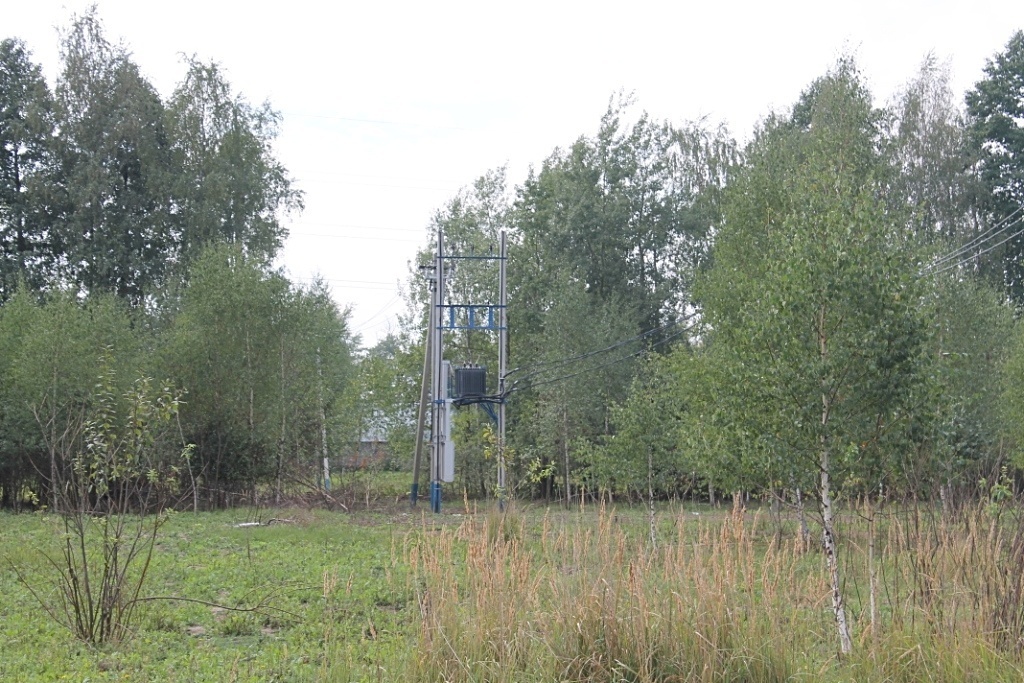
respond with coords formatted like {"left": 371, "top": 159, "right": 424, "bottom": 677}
{"left": 410, "top": 483, "right": 419, "bottom": 507}
{"left": 431, "top": 481, "right": 442, "bottom": 513}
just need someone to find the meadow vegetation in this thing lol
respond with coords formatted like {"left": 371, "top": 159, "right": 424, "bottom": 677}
{"left": 5, "top": 13, "right": 1024, "bottom": 683}
{"left": 4, "top": 493, "right": 1024, "bottom": 681}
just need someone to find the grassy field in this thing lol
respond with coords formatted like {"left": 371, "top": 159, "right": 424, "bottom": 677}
{"left": 3, "top": 493, "right": 1024, "bottom": 681}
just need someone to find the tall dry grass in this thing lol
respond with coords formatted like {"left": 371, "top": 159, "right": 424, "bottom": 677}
{"left": 399, "top": 500, "right": 1024, "bottom": 681}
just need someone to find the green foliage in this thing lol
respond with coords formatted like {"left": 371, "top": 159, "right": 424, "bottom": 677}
{"left": 500, "top": 101, "right": 734, "bottom": 500}
{"left": 512, "top": 99, "right": 734, "bottom": 333}
{"left": 583, "top": 353, "right": 688, "bottom": 497}
{"left": 886, "top": 56, "right": 981, "bottom": 247}
{"left": 696, "top": 59, "right": 931, "bottom": 497}
{"left": 912, "top": 275, "right": 1014, "bottom": 497}
{"left": 166, "top": 57, "right": 302, "bottom": 270}
{"left": 998, "top": 316, "right": 1024, "bottom": 469}
{"left": 53, "top": 8, "right": 176, "bottom": 303}
{"left": 0, "top": 289, "right": 139, "bottom": 508}
{"left": 0, "top": 39, "right": 59, "bottom": 300}
{"left": 161, "top": 245, "right": 355, "bottom": 505}
{"left": 347, "top": 334, "right": 422, "bottom": 471}
{"left": 0, "top": 9, "right": 301, "bottom": 307}
{"left": 17, "top": 361, "right": 185, "bottom": 645}
{"left": 966, "top": 30, "right": 1024, "bottom": 302}
{"left": 509, "top": 279, "right": 643, "bottom": 500}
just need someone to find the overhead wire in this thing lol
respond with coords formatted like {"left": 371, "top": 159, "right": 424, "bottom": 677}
{"left": 923, "top": 214, "right": 1024, "bottom": 278}
{"left": 511, "top": 320, "right": 695, "bottom": 395}
{"left": 354, "top": 294, "right": 404, "bottom": 334}
{"left": 920, "top": 206, "right": 1024, "bottom": 272}
{"left": 452, "top": 315, "right": 697, "bottom": 407}
{"left": 505, "top": 312, "right": 698, "bottom": 386}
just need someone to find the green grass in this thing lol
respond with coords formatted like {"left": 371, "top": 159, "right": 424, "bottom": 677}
{"left": 1, "top": 507, "right": 419, "bottom": 682}
{"left": 4, "top": 497, "right": 1024, "bottom": 681}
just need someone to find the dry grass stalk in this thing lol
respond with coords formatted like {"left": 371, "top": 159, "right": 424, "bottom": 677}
{"left": 400, "top": 501, "right": 1024, "bottom": 681}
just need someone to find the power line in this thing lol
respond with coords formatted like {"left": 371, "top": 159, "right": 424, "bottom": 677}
{"left": 507, "top": 313, "right": 698, "bottom": 390}
{"left": 511, "top": 322, "right": 694, "bottom": 395}
{"left": 281, "top": 110, "right": 469, "bottom": 132}
{"left": 353, "top": 295, "right": 404, "bottom": 333}
{"left": 924, "top": 215, "right": 1024, "bottom": 278}
{"left": 505, "top": 320, "right": 667, "bottom": 384}
{"left": 921, "top": 206, "right": 1024, "bottom": 272}
{"left": 289, "top": 231, "right": 422, "bottom": 244}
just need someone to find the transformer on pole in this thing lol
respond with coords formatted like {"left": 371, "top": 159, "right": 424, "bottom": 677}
{"left": 412, "top": 225, "right": 508, "bottom": 513}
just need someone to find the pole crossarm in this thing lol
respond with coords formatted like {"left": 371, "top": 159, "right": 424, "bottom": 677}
{"left": 443, "top": 254, "right": 507, "bottom": 262}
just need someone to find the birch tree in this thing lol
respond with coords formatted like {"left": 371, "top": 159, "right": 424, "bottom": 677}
{"left": 696, "top": 60, "right": 929, "bottom": 654}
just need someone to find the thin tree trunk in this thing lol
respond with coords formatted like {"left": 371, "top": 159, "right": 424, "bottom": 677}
{"left": 275, "top": 339, "right": 285, "bottom": 506}
{"left": 317, "top": 350, "right": 330, "bottom": 492}
{"left": 820, "top": 460, "right": 852, "bottom": 654}
{"left": 770, "top": 487, "right": 782, "bottom": 543}
{"left": 648, "top": 447, "right": 656, "bottom": 548}
{"left": 819, "top": 303, "right": 852, "bottom": 655}
{"left": 868, "top": 497, "right": 877, "bottom": 640}
{"left": 563, "top": 408, "right": 571, "bottom": 507}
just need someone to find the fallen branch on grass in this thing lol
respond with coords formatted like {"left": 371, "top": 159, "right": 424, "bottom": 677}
{"left": 233, "top": 518, "right": 296, "bottom": 528}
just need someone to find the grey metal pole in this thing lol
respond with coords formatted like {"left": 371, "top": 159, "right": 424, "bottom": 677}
{"left": 497, "top": 230, "right": 508, "bottom": 509}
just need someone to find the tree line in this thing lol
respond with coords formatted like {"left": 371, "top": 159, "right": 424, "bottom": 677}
{"left": 355, "top": 35, "right": 1024, "bottom": 653}
{"left": 4, "top": 8, "right": 1024, "bottom": 530}
{"left": 362, "top": 33, "right": 1024, "bottom": 517}
{"left": 0, "top": 11, "right": 356, "bottom": 509}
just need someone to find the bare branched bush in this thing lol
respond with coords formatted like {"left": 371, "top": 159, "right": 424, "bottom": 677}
{"left": 18, "top": 362, "right": 187, "bottom": 645}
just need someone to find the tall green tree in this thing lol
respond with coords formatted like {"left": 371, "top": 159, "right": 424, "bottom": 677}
{"left": 919, "top": 275, "right": 1013, "bottom": 502}
{"left": 966, "top": 31, "right": 1024, "bottom": 302}
{"left": 697, "top": 61, "right": 930, "bottom": 653}
{"left": 167, "top": 58, "right": 302, "bottom": 270}
{"left": 505, "top": 104, "right": 732, "bottom": 497}
{"left": 0, "top": 289, "right": 139, "bottom": 507}
{"left": 161, "top": 245, "right": 354, "bottom": 506}
{"left": 0, "top": 38, "right": 58, "bottom": 299}
{"left": 53, "top": 9, "right": 174, "bottom": 303}
{"left": 513, "top": 101, "right": 733, "bottom": 335}
{"left": 583, "top": 352, "right": 688, "bottom": 500}
{"left": 509, "top": 276, "right": 640, "bottom": 501}
{"left": 162, "top": 246, "right": 286, "bottom": 502}
{"left": 887, "top": 56, "right": 982, "bottom": 246}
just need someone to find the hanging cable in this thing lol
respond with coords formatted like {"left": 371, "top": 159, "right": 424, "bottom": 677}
{"left": 924, "top": 215, "right": 1024, "bottom": 279}
{"left": 511, "top": 318, "right": 696, "bottom": 395}
{"left": 921, "top": 206, "right": 1024, "bottom": 272}
{"left": 505, "top": 311, "right": 698, "bottom": 386}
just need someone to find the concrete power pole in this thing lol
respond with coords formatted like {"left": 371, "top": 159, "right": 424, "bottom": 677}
{"left": 410, "top": 280, "right": 433, "bottom": 507}
{"left": 430, "top": 227, "right": 446, "bottom": 513}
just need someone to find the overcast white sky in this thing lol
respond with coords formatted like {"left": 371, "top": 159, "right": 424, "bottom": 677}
{"left": 7, "top": 1, "right": 1024, "bottom": 346}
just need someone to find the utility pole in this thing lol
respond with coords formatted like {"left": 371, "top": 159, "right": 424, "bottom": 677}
{"left": 430, "top": 227, "right": 446, "bottom": 513}
{"left": 414, "top": 225, "right": 508, "bottom": 513}
{"left": 410, "top": 276, "right": 433, "bottom": 507}
{"left": 497, "top": 230, "right": 508, "bottom": 509}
